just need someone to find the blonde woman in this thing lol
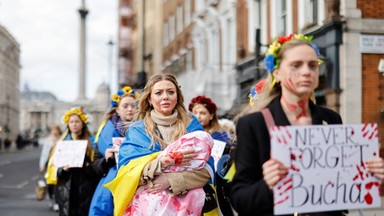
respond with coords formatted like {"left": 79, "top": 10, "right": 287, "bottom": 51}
{"left": 106, "top": 74, "right": 216, "bottom": 216}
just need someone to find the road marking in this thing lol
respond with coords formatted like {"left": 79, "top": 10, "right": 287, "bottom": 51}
{"left": 16, "top": 180, "right": 29, "bottom": 189}
{"left": 0, "top": 180, "right": 29, "bottom": 189}
{"left": 31, "top": 175, "right": 40, "bottom": 181}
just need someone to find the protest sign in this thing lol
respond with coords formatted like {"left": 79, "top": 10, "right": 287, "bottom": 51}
{"left": 112, "top": 137, "right": 125, "bottom": 168}
{"left": 271, "top": 124, "right": 380, "bottom": 214}
{"left": 212, "top": 139, "right": 226, "bottom": 170}
{"left": 52, "top": 140, "right": 88, "bottom": 168}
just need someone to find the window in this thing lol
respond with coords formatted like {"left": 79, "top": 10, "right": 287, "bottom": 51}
{"left": 309, "top": 0, "right": 318, "bottom": 25}
{"left": 163, "top": 21, "right": 169, "bottom": 47}
{"left": 176, "top": 6, "right": 183, "bottom": 34}
{"left": 169, "top": 15, "right": 175, "bottom": 41}
{"left": 279, "top": 0, "right": 287, "bottom": 35}
{"left": 186, "top": 49, "right": 192, "bottom": 71}
{"left": 185, "top": 0, "right": 191, "bottom": 25}
{"left": 254, "top": 0, "right": 262, "bottom": 28}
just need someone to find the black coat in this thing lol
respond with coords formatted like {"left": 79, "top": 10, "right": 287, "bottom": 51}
{"left": 231, "top": 97, "right": 346, "bottom": 216}
{"left": 91, "top": 147, "right": 116, "bottom": 178}
{"left": 56, "top": 153, "right": 99, "bottom": 216}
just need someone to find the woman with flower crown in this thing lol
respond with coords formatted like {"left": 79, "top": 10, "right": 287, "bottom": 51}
{"left": 104, "top": 73, "right": 217, "bottom": 216}
{"left": 230, "top": 34, "right": 384, "bottom": 216}
{"left": 88, "top": 86, "right": 140, "bottom": 216}
{"left": 189, "top": 95, "right": 231, "bottom": 147}
{"left": 55, "top": 107, "right": 99, "bottom": 216}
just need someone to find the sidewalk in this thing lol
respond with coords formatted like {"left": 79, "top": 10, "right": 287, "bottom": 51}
{"left": 0, "top": 142, "right": 38, "bottom": 154}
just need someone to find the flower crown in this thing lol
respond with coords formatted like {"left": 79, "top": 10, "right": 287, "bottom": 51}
{"left": 263, "top": 34, "right": 322, "bottom": 73}
{"left": 63, "top": 107, "right": 92, "bottom": 125}
{"left": 110, "top": 86, "right": 140, "bottom": 107}
{"left": 189, "top": 95, "right": 217, "bottom": 114}
{"left": 249, "top": 79, "right": 267, "bottom": 106}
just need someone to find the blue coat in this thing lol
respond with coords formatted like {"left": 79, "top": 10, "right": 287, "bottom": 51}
{"left": 211, "top": 129, "right": 231, "bottom": 146}
{"left": 96, "top": 120, "right": 115, "bottom": 157}
{"left": 118, "top": 115, "right": 204, "bottom": 167}
{"left": 88, "top": 120, "right": 122, "bottom": 216}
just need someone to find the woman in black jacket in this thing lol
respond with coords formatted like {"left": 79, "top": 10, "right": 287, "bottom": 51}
{"left": 231, "top": 34, "right": 384, "bottom": 216}
{"left": 55, "top": 107, "right": 99, "bottom": 216}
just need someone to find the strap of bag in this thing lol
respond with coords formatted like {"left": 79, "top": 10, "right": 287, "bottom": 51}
{"left": 261, "top": 108, "right": 276, "bottom": 136}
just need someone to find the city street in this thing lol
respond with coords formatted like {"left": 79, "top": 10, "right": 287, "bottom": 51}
{"left": 0, "top": 146, "right": 55, "bottom": 216}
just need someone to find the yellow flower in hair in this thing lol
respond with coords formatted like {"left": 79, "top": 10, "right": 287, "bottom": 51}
{"left": 122, "top": 86, "right": 132, "bottom": 95}
{"left": 63, "top": 115, "right": 70, "bottom": 125}
{"left": 134, "top": 92, "right": 140, "bottom": 99}
{"left": 62, "top": 107, "right": 91, "bottom": 124}
{"left": 80, "top": 115, "right": 88, "bottom": 123}
{"left": 111, "top": 93, "right": 121, "bottom": 103}
{"left": 110, "top": 86, "right": 140, "bottom": 107}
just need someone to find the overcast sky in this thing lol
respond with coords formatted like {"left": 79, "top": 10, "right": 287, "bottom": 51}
{"left": 0, "top": 0, "right": 118, "bottom": 102}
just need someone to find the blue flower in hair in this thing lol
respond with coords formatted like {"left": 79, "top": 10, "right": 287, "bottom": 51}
{"left": 250, "top": 87, "right": 257, "bottom": 98}
{"left": 310, "top": 43, "right": 321, "bottom": 56}
{"left": 264, "top": 54, "right": 276, "bottom": 72}
{"left": 117, "top": 90, "right": 124, "bottom": 96}
{"left": 111, "top": 101, "right": 118, "bottom": 107}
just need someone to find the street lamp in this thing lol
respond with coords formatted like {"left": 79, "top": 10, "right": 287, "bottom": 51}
{"left": 107, "top": 39, "right": 114, "bottom": 89}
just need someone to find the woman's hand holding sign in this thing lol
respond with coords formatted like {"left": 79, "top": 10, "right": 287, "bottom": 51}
{"left": 262, "top": 159, "right": 288, "bottom": 190}
{"left": 366, "top": 157, "right": 384, "bottom": 180}
{"left": 104, "top": 148, "right": 117, "bottom": 161}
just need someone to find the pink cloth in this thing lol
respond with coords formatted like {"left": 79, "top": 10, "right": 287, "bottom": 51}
{"left": 124, "top": 131, "right": 213, "bottom": 216}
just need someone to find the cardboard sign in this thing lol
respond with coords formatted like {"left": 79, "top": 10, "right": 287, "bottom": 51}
{"left": 112, "top": 137, "right": 125, "bottom": 168}
{"left": 271, "top": 124, "right": 381, "bottom": 215}
{"left": 52, "top": 140, "right": 88, "bottom": 168}
{"left": 211, "top": 139, "right": 227, "bottom": 170}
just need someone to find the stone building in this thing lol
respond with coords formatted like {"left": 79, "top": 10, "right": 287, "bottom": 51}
{"left": 0, "top": 24, "right": 20, "bottom": 141}
{"left": 20, "top": 83, "right": 110, "bottom": 136}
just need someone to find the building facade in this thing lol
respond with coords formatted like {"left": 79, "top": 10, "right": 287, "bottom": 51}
{"left": 0, "top": 24, "right": 20, "bottom": 142}
{"left": 160, "top": 0, "right": 238, "bottom": 115}
{"left": 118, "top": 0, "right": 136, "bottom": 87}
{"left": 125, "top": 1, "right": 384, "bottom": 136}
{"left": 20, "top": 83, "right": 110, "bottom": 137}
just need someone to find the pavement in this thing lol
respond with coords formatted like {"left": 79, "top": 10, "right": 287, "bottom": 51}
{"left": 0, "top": 142, "right": 38, "bottom": 154}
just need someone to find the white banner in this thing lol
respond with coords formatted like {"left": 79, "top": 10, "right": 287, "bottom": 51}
{"left": 52, "top": 140, "right": 88, "bottom": 168}
{"left": 271, "top": 124, "right": 381, "bottom": 215}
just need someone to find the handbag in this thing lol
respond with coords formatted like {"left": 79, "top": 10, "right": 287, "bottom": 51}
{"left": 35, "top": 179, "right": 47, "bottom": 201}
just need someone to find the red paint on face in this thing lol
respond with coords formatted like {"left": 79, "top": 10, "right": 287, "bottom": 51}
{"left": 283, "top": 78, "right": 296, "bottom": 93}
